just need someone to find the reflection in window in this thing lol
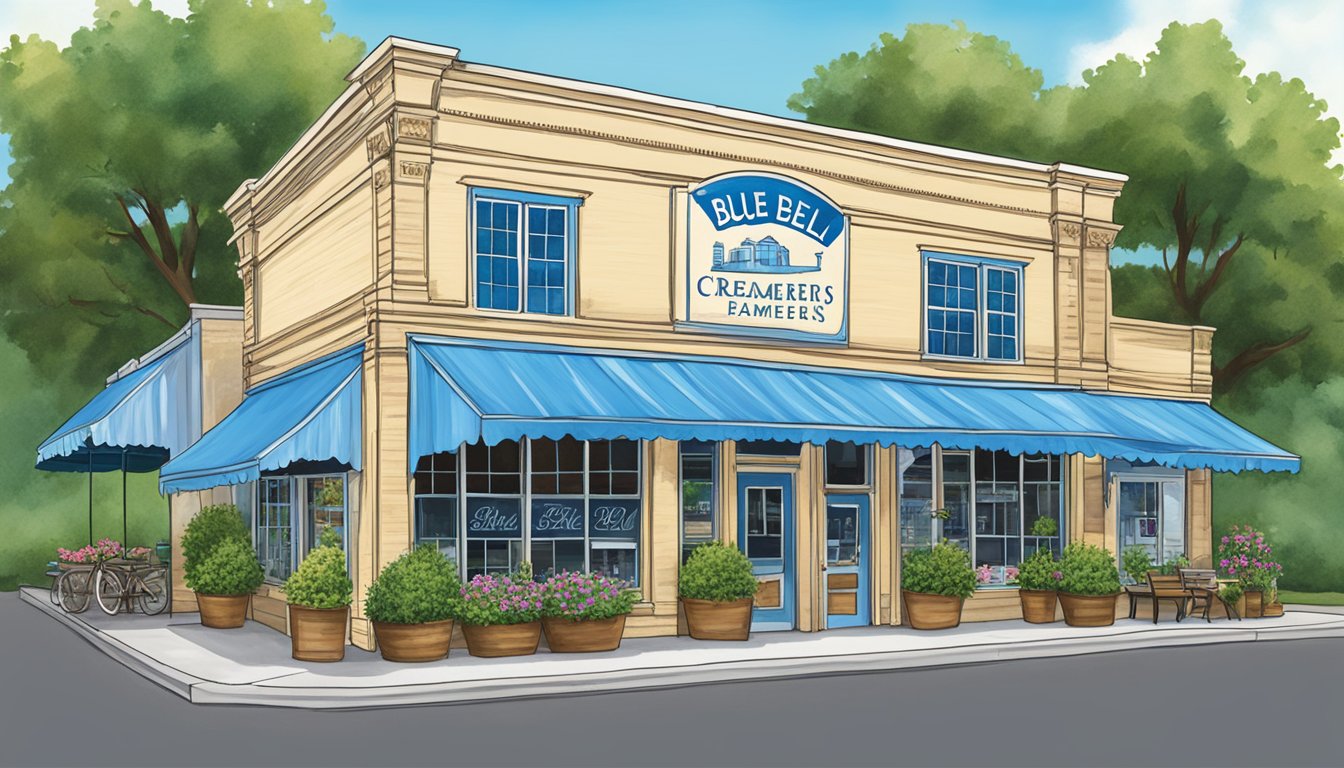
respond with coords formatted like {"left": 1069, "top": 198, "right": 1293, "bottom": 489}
{"left": 680, "top": 441, "right": 716, "bottom": 563}
{"left": 899, "top": 447, "right": 935, "bottom": 558}
{"left": 257, "top": 478, "right": 292, "bottom": 582}
{"left": 745, "top": 486, "right": 783, "bottom": 561}
{"left": 825, "top": 441, "right": 869, "bottom": 486}
{"left": 826, "top": 504, "right": 859, "bottom": 564}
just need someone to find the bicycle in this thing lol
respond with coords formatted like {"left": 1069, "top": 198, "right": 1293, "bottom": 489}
{"left": 93, "top": 557, "right": 170, "bottom": 616}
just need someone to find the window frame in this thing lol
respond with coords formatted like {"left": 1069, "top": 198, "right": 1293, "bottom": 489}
{"left": 414, "top": 438, "right": 644, "bottom": 586}
{"left": 468, "top": 187, "right": 581, "bottom": 318}
{"left": 921, "top": 251, "right": 1025, "bottom": 364}
{"left": 678, "top": 441, "right": 719, "bottom": 564}
{"left": 254, "top": 472, "right": 350, "bottom": 585}
{"left": 907, "top": 447, "right": 1066, "bottom": 588}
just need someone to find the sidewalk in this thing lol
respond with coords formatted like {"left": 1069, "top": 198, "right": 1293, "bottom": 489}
{"left": 20, "top": 586, "right": 1344, "bottom": 710}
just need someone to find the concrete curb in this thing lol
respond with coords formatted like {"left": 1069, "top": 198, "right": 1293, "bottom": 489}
{"left": 22, "top": 587, "right": 1344, "bottom": 710}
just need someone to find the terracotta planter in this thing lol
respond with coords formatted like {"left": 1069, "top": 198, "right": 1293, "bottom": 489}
{"left": 901, "top": 590, "right": 964, "bottom": 630}
{"left": 462, "top": 621, "right": 542, "bottom": 657}
{"left": 681, "top": 597, "right": 753, "bottom": 640}
{"left": 196, "top": 593, "right": 249, "bottom": 629}
{"left": 1019, "top": 589, "right": 1059, "bottom": 624}
{"left": 1244, "top": 590, "right": 1264, "bottom": 618}
{"left": 289, "top": 604, "right": 349, "bottom": 662}
{"left": 1058, "top": 592, "right": 1120, "bottom": 627}
{"left": 373, "top": 619, "right": 454, "bottom": 663}
{"left": 1262, "top": 602, "right": 1284, "bottom": 618}
{"left": 542, "top": 614, "right": 627, "bottom": 652}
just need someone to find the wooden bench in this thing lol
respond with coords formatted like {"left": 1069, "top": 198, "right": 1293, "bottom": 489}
{"left": 1181, "top": 568, "right": 1239, "bottom": 622}
{"left": 1128, "top": 571, "right": 1188, "bottom": 623}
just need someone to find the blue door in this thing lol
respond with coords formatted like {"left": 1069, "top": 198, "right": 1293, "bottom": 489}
{"left": 737, "top": 472, "right": 795, "bottom": 631}
{"left": 824, "top": 494, "right": 870, "bottom": 628}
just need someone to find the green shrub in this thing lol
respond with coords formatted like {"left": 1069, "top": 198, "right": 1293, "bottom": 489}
{"left": 541, "top": 571, "right": 640, "bottom": 620}
{"left": 1122, "top": 546, "right": 1153, "bottom": 583}
{"left": 1016, "top": 548, "right": 1061, "bottom": 591}
{"left": 364, "top": 545, "right": 460, "bottom": 624}
{"left": 317, "top": 525, "right": 343, "bottom": 550}
{"left": 902, "top": 541, "right": 976, "bottom": 599}
{"left": 1158, "top": 553, "right": 1190, "bottom": 576}
{"left": 457, "top": 573, "right": 542, "bottom": 625}
{"left": 678, "top": 541, "right": 758, "bottom": 602}
{"left": 1058, "top": 542, "right": 1121, "bottom": 596}
{"left": 1030, "top": 516, "right": 1059, "bottom": 538}
{"left": 190, "top": 537, "right": 264, "bottom": 596}
{"left": 1219, "top": 581, "right": 1244, "bottom": 609}
{"left": 284, "top": 545, "right": 352, "bottom": 609}
{"left": 181, "top": 504, "right": 248, "bottom": 590}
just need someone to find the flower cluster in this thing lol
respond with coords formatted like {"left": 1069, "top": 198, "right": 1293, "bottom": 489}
{"left": 974, "top": 564, "right": 1019, "bottom": 584}
{"left": 541, "top": 571, "right": 639, "bottom": 621}
{"left": 57, "top": 538, "right": 123, "bottom": 564}
{"left": 457, "top": 573, "right": 543, "bottom": 626}
{"left": 1217, "top": 524, "right": 1282, "bottom": 593}
{"left": 125, "top": 546, "right": 153, "bottom": 560}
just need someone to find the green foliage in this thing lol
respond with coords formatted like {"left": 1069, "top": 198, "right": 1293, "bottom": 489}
{"left": 541, "top": 571, "right": 640, "bottom": 621}
{"left": 181, "top": 504, "right": 248, "bottom": 591}
{"left": 678, "top": 541, "right": 759, "bottom": 602}
{"left": 190, "top": 537, "right": 263, "bottom": 596}
{"left": 1016, "top": 548, "right": 1061, "bottom": 591}
{"left": 0, "top": 0, "right": 364, "bottom": 381}
{"left": 901, "top": 541, "right": 977, "bottom": 599}
{"left": 1219, "top": 581, "right": 1244, "bottom": 609}
{"left": 318, "top": 526, "right": 343, "bottom": 550}
{"left": 363, "top": 545, "right": 460, "bottom": 625}
{"left": 457, "top": 572, "right": 543, "bottom": 626}
{"left": 1030, "top": 516, "right": 1058, "bottom": 538}
{"left": 1122, "top": 546, "right": 1153, "bottom": 584}
{"left": 1058, "top": 543, "right": 1122, "bottom": 596}
{"left": 284, "top": 545, "right": 352, "bottom": 609}
{"left": 1158, "top": 554, "right": 1190, "bottom": 576}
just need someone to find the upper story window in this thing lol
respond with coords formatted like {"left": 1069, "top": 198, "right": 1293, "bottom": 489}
{"left": 471, "top": 188, "right": 580, "bottom": 317}
{"left": 924, "top": 253, "right": 1023, "bottom": 363}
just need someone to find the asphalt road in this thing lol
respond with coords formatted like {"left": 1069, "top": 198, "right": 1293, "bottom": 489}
{"left": 1, "top": 592, "right": 1341, "bottom": 768}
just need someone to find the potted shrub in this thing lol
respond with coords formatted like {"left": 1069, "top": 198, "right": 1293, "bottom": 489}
{"left": 1056, "top": 542, "right": 1122, "bottom": 626}
{"left": 189, "top": 537, "right": 264, "bottom": 628}
{"left": 1121, "top": 546, "right": 1153, "bottom": 586}
{"left": 1217, "top": 524, "right": 1282, "bottom": 619}
{"left": 284, "top": 542, "right": 353, "bottom": 662}
{"left": 180, "top": 504, "right": 252, "bottom": 627}
{"left": 901, "top": 541, "right": 977, "bottom": 630}
{"left": 540, "top": 571, "right": 640, "bottom": 652}
{"left": 457, "top": 569, "right": 544, "bottom": 657}
{"left": 1016, "top": 548, "right": 1062, "bottom": 623}
{"left": 365, "top": 545, "right": 461, "bottom": 663}
{"left": 678, "top": 541, "right": 758, "bottom": 640}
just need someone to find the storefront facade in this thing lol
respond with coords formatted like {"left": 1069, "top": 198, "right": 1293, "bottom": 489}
{"left": 154, "top": 38, "right": 1295, "bottom": 650}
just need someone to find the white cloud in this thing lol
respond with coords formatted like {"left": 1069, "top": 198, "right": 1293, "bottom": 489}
{"left": 0, "top": 0, "right": 190, "bottom": 47}
{"left": 1069, "top": 0, "right": 1344, "bottom": 165}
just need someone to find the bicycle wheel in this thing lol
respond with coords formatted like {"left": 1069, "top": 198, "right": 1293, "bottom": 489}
{"left": 59, "top": 570, "right": 91, "bottom": 613}
{"left": 49, "top": 572, "right": 63, "bottom": 605}
{"left": 137, "top": 570, "right": 170, "bottom": 615}
{"left": 94, "top": 567, "right": 126, "bottom": 616}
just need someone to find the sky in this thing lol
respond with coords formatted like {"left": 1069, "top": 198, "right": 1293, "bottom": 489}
{"left": 0, "top": 0, "right": 1341, "bottom": 266}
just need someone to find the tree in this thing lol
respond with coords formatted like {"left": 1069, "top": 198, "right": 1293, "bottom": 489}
{"left": 792, "top": 21, "right": 1344, "bottom": 396}
{"left": 0, "top": 0, "right": 364, "bottom": 383}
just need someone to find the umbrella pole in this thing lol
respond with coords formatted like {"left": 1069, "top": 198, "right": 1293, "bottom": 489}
{"left": 87, "top": 452, "right": 93, "bottom": 546}
{"left": 122, "top": 452, "right": 128, "bottom": 546}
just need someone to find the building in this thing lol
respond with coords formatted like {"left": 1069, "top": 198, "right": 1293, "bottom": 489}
{"left": 45, "top": 37, "right": 1297, "bottom": 651}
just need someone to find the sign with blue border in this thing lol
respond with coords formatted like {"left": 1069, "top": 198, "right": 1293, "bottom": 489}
{"left": 683, "top": 172, "right": 849, "bottom": 343}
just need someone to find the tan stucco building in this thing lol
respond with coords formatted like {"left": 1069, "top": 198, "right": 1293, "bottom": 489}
{"left": 141, "top": 38, "right": 1296, "bottom": 650}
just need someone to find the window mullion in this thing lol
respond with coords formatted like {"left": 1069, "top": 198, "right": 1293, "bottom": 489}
{"left": 583, "top": 440, "right": 591, "bottom": 573}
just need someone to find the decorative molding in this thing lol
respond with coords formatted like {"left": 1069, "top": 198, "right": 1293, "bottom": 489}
{"left": 373, "top": 167, "right": 391, "bottom": 189}
{"left": 1086, "top": 228, "right": 1116, "bottom": 248}
{"left": 366, "top": 123, "right": 391, "bottom": 160}
{"left": 398, "top": 160, "right": 428, "bottom": 180}
{"left": 397, "top": 116, "right": 432, "bottom": 141}
{"left": 437, "top": 107, "right": 1049, "bottom": 219}
{"left": 1060, "top": 222, "right": 1081, "bottom": 241}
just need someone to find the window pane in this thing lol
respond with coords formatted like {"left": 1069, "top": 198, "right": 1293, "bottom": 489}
{"left": 415, "top": 496, "right": 458, "bottom": 564}
{"left": 681, "top": 442, "right": 716, "bottom": 563}
{"left": 305, "top": 476, "right": 345, "bottom": 555}
{"left": 825, "top": 440, "right": 868, "bottom": 486}
{"left": 257, "top": 478, "right": 292, "bottom": 581}
{"left": 475, "top": 199, "right": 520, "bottom": 312}
{"left": 736, "top": 440, "right": 801, "bottom": 456}
{"left": 899, "top": 447, "right": 935, "bottom": 558}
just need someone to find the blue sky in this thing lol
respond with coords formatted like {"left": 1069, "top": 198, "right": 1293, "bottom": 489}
{"left": 3, "top": 0, "right": 1341, "bottom": 266}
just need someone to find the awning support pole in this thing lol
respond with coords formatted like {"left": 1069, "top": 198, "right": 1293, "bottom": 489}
{"left": 87, "top": 452, "right": 93, "bottom": 546}
{"left": 121, "top": 451, "right": 128, "bottom": 546}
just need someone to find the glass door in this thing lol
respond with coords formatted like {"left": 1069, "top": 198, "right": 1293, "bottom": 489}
{"left": 738, "top": 472, "right": 795, "bottom": 631}
{"left": 940, "top": 452, "right": 972, "bottom": 551}
{"left": 824, "top": 495, "right": 870, "bottom": 628}
{"left": 1117, "top": 477, "right": 1186, "bottom": 582}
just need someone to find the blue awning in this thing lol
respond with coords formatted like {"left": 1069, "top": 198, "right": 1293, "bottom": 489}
{"left": 36, "top": 333, "right": 194, "bottom": 473}
{"left": 408, "top": 335, "right": 1298, "bottom": 474}
{"left": 159, "top": 345, "right": 363, "bottom": 493}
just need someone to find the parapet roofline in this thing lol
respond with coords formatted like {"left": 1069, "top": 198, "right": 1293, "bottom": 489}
{"left": 226, "top": 36, "right": 1127, "bottom": 215}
